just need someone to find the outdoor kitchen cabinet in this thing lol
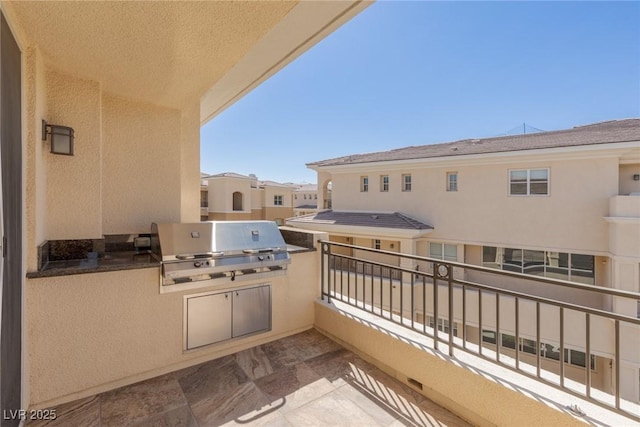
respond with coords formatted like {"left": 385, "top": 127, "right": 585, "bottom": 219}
{"left": 185, "top": 284, "right": 271, "bottom": 350}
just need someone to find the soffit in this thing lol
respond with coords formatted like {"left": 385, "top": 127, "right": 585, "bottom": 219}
{"left": 9, "top": 1, "right": 298, "bottom": 109}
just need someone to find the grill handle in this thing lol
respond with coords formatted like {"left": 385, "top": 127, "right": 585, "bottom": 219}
{"left": 242, "top": 248, "right": 275, "bottom": 254}
{"left": 176, "top": 252, "right": 224, "bottom": 260}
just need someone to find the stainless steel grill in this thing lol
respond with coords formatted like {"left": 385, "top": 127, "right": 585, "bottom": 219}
{"left": 151, "top": 221, "right": 290, "bottom": 288}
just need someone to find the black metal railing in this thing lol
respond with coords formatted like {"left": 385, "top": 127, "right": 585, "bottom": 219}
{"left": 319, "top": 240, "right": 640, "bottom": 421}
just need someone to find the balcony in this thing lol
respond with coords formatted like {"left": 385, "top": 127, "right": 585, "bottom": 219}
{"left": 23, "top": 240, "right": 639, "bottom": 426}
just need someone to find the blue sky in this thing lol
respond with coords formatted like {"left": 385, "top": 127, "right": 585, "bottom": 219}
{"left": 201, "top": 1, "right": 640, "bottom": 184}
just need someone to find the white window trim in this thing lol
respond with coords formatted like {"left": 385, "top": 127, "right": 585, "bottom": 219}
{"left": 428, "top": 242, "right": 458, "bottom": 262}
{"left": 508, "top": 168, "right": 550, "bottom": 197}
{"left": 361, "top": 176, "right": 369, "bottom": 192}
{"left": 380, "top": 175, "right": 389, "bottom": 192}
{"left": 402, "top": 174, "right": 412, "bottom": 192}
{"left": 446, "top": 172, "right": 458, "bottom": 192}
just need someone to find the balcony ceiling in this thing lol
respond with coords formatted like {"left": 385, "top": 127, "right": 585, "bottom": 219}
{"left": 8, "top": 1, "right": 370, "bottom": 122}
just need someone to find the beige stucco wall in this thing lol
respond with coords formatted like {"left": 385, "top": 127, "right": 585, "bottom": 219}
{"left": 24, "top": 46, "right": 48, "bottom": 270}
{"left": 207, "top": 177, "right": 253, "bottom": 213}
{"left": 328, "top": 157, "right": 619, "bottom": 254}
{"left": 207, "top": 212, "right": 252, "bottom": 221}
{"left": 180, "top": 102, "right": 201, "bottom": 223}
{"left": 102, "top": 93, "right": 183, "bottom": 234}
{"left": 26, "top": 250, "right": 320, "bottom": 408}
{"left": 45, "top": 68, "right": 102, "bottom": 239}
{"left": 263, "top": 206, "right": 293, "bottom": 221}
{"left": 315, "top": 301, "right": 585, "bottom": 427}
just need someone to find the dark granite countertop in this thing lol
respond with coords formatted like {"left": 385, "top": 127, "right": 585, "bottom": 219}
{"left": 26, "top": 251, "right": 160, "bottom": 279}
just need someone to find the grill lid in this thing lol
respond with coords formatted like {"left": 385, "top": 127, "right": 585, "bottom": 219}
{"left": 152, "top": 221, "right": 288, "bottom": 262}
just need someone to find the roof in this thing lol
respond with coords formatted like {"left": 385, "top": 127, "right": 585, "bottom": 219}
{"left": 308, "top": 118, "right": 640, "bottom": 167}
{"left": 288, "top": 210, "right": 433, "bottom": 230}
{"left": 259, "top": 180, "right": 296, "bottom": 189}
{"left": 207, "top": 172, "right": 253, "bottom": 180}
{"left": 294, "top": 204, "right": 318, "bottom": 209}
{"left": 293, "top": 184, "right": 318, "bottom": 192}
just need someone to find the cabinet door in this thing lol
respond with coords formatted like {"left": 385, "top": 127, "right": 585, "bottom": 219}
{"left": 232, "top": 285, "right": 271, "bottom": 338}
{"left": 186, "top": 292, "right": 232, "bottom": 350}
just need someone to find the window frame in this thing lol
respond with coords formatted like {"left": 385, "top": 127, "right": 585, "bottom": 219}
{"left": 402, "top": 174, "right": 412, "bottom": 192}
{"left": 481, "top": 246, "right": 594, "bottom": 285}
{"left": 273, "top": 195, "right": 283, "bottom": 206}
{"left": 429, "top": 242, "right": 457, "bottom": 262}
{"left": 373, "top": 239, "right": 381, "bottom": 250}
{"left": 508, "top": 168, "right": 549, "bottom": 196}
{"left": 380, "top": 175, "right": 389, "bottom": 192}
{"left": 446, "top": 172, "right": 458, "bottom": 192}
{"left": 360, "top": 176, "right": 369, "bottom": 192}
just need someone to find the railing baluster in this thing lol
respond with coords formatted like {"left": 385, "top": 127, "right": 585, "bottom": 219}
{"left": 370, "top": 263, "right": 374, "bottom": 313}
{"left": 321, "top": 243, "right": 326, "bottom": 301}
{"left": 423, "top": 275, "right": 427, "bottom": 335}
{"left": 536, "top": 302, "right": 541, "bottom": 378}
{"left": 615, "top": 319, "right": 620, "bottom": 410}
{"left": 478, "top": 289, "right": 482, "bottom": 356}
{"left": 348, "top": 259, "right": 352, "bottom": 302}
{"left": 379, "top": 267, "right": 383, "bottom": 316}
{"left": 389, "top": 274, "right": 393, "bottom": 321}
{"left": 448, "top": 265, "right": 454, "bottom": 356}
{"left": 462, "top": 285, "right": 467, "bottom": 350}
{"left": 340, "top": 257, "right": 344, "bottom": 301}
{"left": 400, "top": 267, "right": 404, "bottom": 326}
{"left": 586, "top": 313, "right": 591, "bottom": 398}
{"left": 560, "top": 307, "right": 565, "bottom": 388}
{"left": 496, "top": 293, "right": 500, "bottom": 363}
{"left": 515, "top": 297, "right": 520, "bottom": 370}
{"left": 411, "top": 271, "right": 415, "bottom": 330}
{"left": 433, "top": 262, "right": 439, "bottom": 351}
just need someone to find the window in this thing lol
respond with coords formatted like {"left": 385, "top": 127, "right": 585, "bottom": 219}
{"left": 294, "top": 195, "right": 297, "bottom": 200}
{"left": 428, "top": 317, "right": 458, "bottom": 335}
{"left": 361, "top": 176, "right": 369, "bottom": 192}
{"left": 380, "top": 175, "right": 389, "bottom": 192}
{"left": 492, "top": 333, "right": 596, "bottom": 370}
{"left": 509, "top": 169, "right": 549, "bottom": 195}
{"left": 402, "top": 174, "right": 412, "bottom": 191}
{"left": 447, "top": 172, "right": 458, "bottom": 192}
{"left": 429, "top": 242, "right": 457, "bottom": 262}
{"left": 482, "top": 246, "right": 594, "bottom": 285}
{"left": 373, "top": 239, "right": 381, "bottom": 250}
{"left": 274, "top": 195, "right": 283, "bottom": 206}
{"left": 304, "top": 194, "right": 307, "bottom": 200}
{"left": 314, "top": 194, "right": 317, "bottom": 199}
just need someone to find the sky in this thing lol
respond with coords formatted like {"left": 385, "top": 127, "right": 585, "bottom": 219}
{"left": 201, "top": 1, "right": 640, "bottom": 184}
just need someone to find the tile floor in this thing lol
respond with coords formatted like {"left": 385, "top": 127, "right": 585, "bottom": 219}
{"left": 28, "top": 329, "right": 471, "bottom": 427}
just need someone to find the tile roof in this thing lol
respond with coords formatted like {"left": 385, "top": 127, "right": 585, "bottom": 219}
{"left": 207, "top": 172, "right": 253, "bottom": 179}
{"left": 288, "top": 210, "right": 433, "bottom": 230}
{"left": 308, "top": 118, "right": 640, "bottom": 167}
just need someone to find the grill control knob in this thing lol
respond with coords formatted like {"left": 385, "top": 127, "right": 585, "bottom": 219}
{"left": 194, "top": 261, "right": 202, "bottom": 268}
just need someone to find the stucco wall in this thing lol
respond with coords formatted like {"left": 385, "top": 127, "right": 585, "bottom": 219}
{"left": 263, "top": 206, "right": 293, "bottom": 221}
{"left": 26, "top": 250, "right": 320, "bottom": 408}
{"left": 102, "top": 93, "right": 183, "bottom": 234}
{"left": 45, "top": 68, "right": 102, "bottom": 239}
{"left": 315, "top": 301, "right": 584, "bottom": 427}
{"left": 328, "top": 157, "right": 619, "bottom": 254}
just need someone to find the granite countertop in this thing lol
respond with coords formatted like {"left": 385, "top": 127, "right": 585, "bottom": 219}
{"left": 27, "top": 251, "right": 160, "bottom": 279}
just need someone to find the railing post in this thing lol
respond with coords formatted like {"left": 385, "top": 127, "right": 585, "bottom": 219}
{"left": 447, "top": 263, "right": 454, "bottom": 357}
{"left": 433, "top": 261, "right": 439, "bottom": 351}
{"left": 321, "top": 242, "right": 326, "bottom": 301}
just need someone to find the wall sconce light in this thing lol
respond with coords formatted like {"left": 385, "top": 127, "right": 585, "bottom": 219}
{"left": 42, "top": 120, "right": 74, "bottom": 155}
{"left": 633, "top": 174, "right": 640, "bottom": 181}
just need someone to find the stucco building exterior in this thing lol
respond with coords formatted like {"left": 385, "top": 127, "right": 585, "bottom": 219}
{"left": 288, "top": 118, "right": 640, "bottom": 402}
{"left": 201, "top": 172, "right": 295, "bottom": 224}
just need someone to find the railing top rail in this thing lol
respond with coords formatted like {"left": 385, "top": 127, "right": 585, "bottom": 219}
{"left": 319, "top": 240, "right": 640, "bottom": 301}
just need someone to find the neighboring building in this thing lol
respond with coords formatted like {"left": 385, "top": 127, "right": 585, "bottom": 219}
{"left": 288, "top": 118, "right": 640, "bottom": 401}
{"left": 292, "top": 183, "right": 322, "bottom": 216}
{"left": 201, "top": 172, "right": 295, "bottom": 224}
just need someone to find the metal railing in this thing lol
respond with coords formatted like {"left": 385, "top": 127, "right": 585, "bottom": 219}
{"left": 319, "top": 240, "right": 640, "bottom": 421}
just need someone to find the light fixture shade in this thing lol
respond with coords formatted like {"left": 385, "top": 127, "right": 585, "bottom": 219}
{"left": 42, "top": 120, "right": 74, "bottom": 155}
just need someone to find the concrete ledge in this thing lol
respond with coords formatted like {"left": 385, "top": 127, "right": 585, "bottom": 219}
{"left": 314, "top": 299, "right": 633, "bottom": 427}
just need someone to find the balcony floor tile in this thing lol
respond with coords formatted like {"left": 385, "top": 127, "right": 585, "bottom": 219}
{"left": 28, "top": 329, "right": 470, "bottom": 427}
